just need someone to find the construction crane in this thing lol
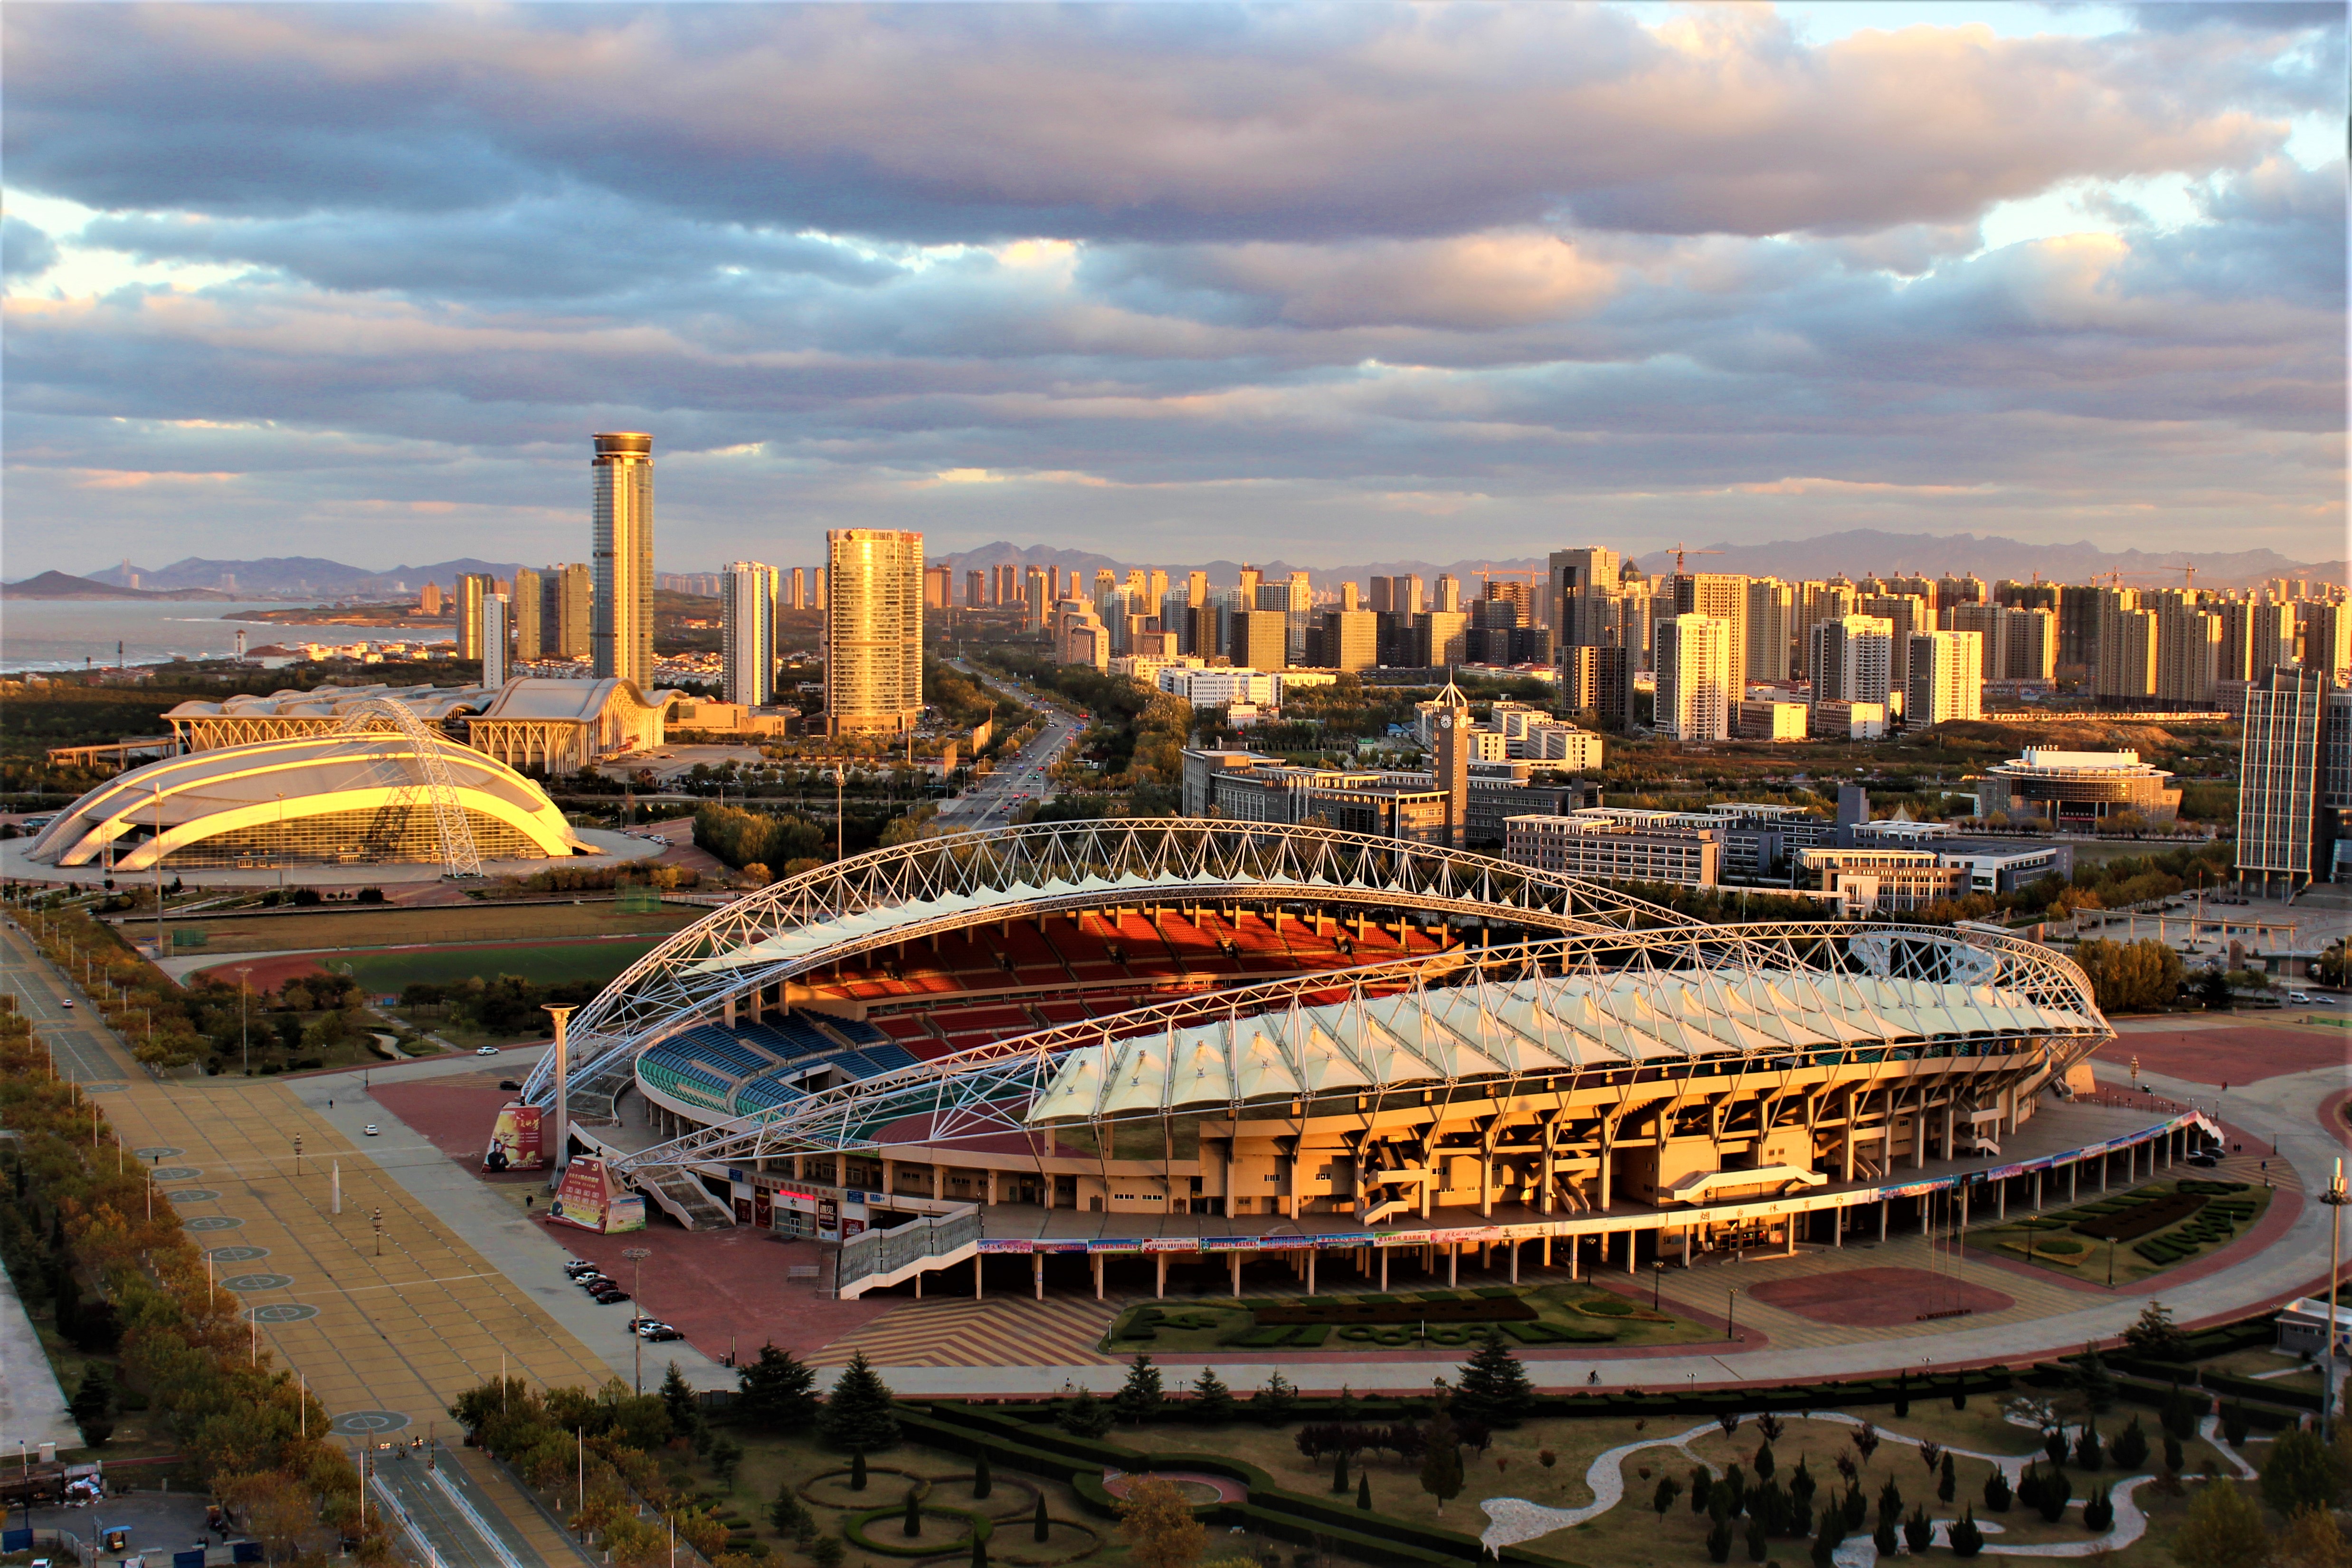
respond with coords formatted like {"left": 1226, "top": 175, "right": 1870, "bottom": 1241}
{"left": 1661, "top": 542, "right": 1726, "bottom": 578}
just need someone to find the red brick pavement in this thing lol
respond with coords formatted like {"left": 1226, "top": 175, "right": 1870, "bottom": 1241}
{"left": 1745, "top": 1266, "right": 2013, "bottom": 1327}
{"left": 2094, "top": 1025, "right": 2349, "bottom": 1085}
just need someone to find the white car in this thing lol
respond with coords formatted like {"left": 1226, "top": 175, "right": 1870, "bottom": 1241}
{"left": 476, "top": 1046, "right": 500, "bottom": 1056}
{"left": 2287, "top": 991, "right": 2312, "bottom": 1004}
{"left": 60, "top": 998, "right": 73, "bottom": 1008}
{"left": 363, "top": 1124, "right": 381, "bottom": 1136}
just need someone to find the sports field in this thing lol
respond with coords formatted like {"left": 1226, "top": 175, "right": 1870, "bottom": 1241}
{"left": 162, "top": 900, "right": 697, "bottom": 955}
{"left": 329, "top": 938, "right": 668, "bottom": 992}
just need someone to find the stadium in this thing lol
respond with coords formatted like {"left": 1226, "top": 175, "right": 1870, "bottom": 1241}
{"left": 22, "top": 698, "right": 600, "bottom": 878}
{"left": 522, "top": 819, "right": 2208, "bottom": 1302}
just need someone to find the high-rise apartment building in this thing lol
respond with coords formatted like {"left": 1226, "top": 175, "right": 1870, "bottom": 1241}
{"left": 1809, "top": 615, "right": 1896, "bottom": 708}
{"left": 2092, "top": 594, "right": 2158, "bottom": 702}
{"left": 2238, "top": 667, "right": 2331, "bottom": 893}
{"left": 1434, "top": 574, "right": 1462, "bottom": 614}
{"left": 721, "top": 561, "right": 779, "bottom": 705}
{"left": 534, "top": 564, "right": 590, "bottom": 659}
{"left": 784, "top": 566, "right": 807, "bottom": 612}
{"left": 1905, "top": 630, "right": 1983, "bottom": 727}
{"left": 825, "top": 529, "right": 924, "bottom": 734}
{"left": 1023, "top": 568, "right": 1046, "bottom": 631}
{"left": 966, "top": 569, "right": 986, "bottom": 609}
{"left": 923, "top": 563, "right": 953, "bottom": 611}
{"left": 1654, "top": 614, "right": 1733, "bottom": 741}
{"left": 1673, "top": 574, "right": 1750, "bottom": 697}
{"left": 1415, "top": 610, "right": 1470, "bottom": 669}
{"left": 479, "top": 594, "right": 510, "bottom": 687}
{"left": 2153, "top": 592, "right": 2221, "bottom": 705}
{"left": 1745, "top": 578, "right": 1795, "bottom": 684}
{"left": 590, "top": 432, "right": 655, "bottom": 689}
{"left": 1322, "top": 609, "right": 1377, "bottom": 672}
{"left": 1857, "top": 592, "right": 1927, "bottom": 690}
{"left": 510, "top": 567, "right": 543, "bottom": 661}
{"left": 2305, "top": 602, "right": 2352, "bottom": 682}
{"left": 2001, "top": 608, "right": 2058, "bottom": 681}
{"left": 1791, "top": 581, "right": 1856, "bottom": 677}
{"left": 1185, "top": 570, "right": 1209, "bottom": 608}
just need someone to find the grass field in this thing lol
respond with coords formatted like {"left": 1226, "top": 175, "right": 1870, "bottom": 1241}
{"left": 161, "top": 900, "right": 697, "bottom": 955}
{"left": 1961, "top": 1178, "right": 2271, "bottom": 1286}
{"left": 333, "top": 939, "right": 668, "bottom": 992}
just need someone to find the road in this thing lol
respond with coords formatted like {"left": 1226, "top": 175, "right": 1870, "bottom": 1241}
{"left": 935, "top": 662, "right": 1086, "bottom": 829}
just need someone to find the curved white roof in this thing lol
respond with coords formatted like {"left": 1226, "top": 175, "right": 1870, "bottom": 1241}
{"left": 1026, "top": 965, "right": 2100, "bottom": 1123}
{"left": 165, "top": 683, "right": 501, "bottom": 722}
{"left": 472, "top": 677, "right": 671, "bottom": 722}
{"left": 28, "top": 731, "right": 592, "bottom": 870}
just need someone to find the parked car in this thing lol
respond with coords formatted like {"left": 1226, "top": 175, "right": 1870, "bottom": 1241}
{"left": 476, "top": 1046, "right": 500, "bottom": 1056}
{"left": 638, "top": 1322, "right": 683, "bottom": 1342}
{"left": 498, "top": 1079, "right": 522, "bottom": 1091}
{"left": 60, "top": 998, "right": 73, "bottom": 1009}
{"left": 363, "top": 1124, "right": 380, "bottom": 1136}
{"left": 593, "top": 1287, "right": 631, "bottom": 1304}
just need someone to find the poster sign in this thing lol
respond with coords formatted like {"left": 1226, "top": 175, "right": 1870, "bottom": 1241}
{"left": 606, "top": 1194, "right": 646, "bottom": 1234}
{"left": 549, "top": 1157, "right": 613, "bottom": 1232}
{"left": 481, "top": 1104, "right": 543, "bottom": 1173}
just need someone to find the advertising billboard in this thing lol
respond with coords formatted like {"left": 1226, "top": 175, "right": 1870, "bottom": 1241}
{"left": 482, "top": 1103, "right": 544, "bottom": 1173}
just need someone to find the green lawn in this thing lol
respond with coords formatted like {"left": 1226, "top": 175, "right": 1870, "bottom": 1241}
{"left": 1102, "top": 1282, "right": 1711, "bottom": 1355}
{"left": 335, "top": 939, "right": 666, "bottom": 992}
{"left": 1961, "top": 1178, "right": 2271, "bottom": 1285}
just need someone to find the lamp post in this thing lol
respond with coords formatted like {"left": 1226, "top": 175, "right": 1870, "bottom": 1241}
{"left": 545, "top": 1004, "right": 575, "bottom": 1185}
{"left": 834, "top": 766, "right": 845, "bottom": 862}
{"left": 1726, "top": 1287, "right": 1738, "bottom": 1343}
{"left": 1651, "top": 1260, "right": 1666, "bottom": 1312}
{"left": 237, "top": 967, "right": 252, "bottom": 1074}
{"left": 625, "top": 1246, "right": 653, "bottom": 1392}
{"left": 2324, "top": 1159, "right": 2349, "bottom": 1442}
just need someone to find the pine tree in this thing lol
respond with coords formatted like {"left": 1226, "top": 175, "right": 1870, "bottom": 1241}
{"left": 1190, "top": 1367, "right": 1235, "bottom": 1424}
{"left": 973, "top": 1530, "right": 988, "bottom": 1568}
{"left": 735, "top": 1343, "right": 821, "bottom": 1433}
{"left": 1255, "top": 1372, "right": 1298, "bottom": 1422}
{"left": 1690, "top": 1464, "right": 1713, "bottom": 1514}
{"left": 660, "top": 1361, "right": 704, "bottom": 1446}
{"left": 1418, "top": 1413, "right": 1464, "bottom": 1516}
{"left": 1745, "top": 1513, "right": 1768, "bottom": 1562}
{"left": 1753, "top": 1441, "right": 1775, "bottom": 1482}
{"left": 851, "top": 1452, "right": 869, "bottom": 1492}
{"left": 1707, "top": 1515, "right": 1735, "bottom": 1564}
{"left": 1451, "top": 1330, "right": 1535, "bottom": 1426}
{"left": 1033, "top": 1492, "right": 1051, "bottom": 1544}
{"left": 2111, "top": 1417, "right": 2149, "bottom": 1470}
{"left": 1356, "top": 1474, "right": 1371, "bottom": 1511}
{"left": 1938, "top": 1452, "right": 1956, "bottom": 1503}
{"left": 2122, "top": 1300, "right": 2192, "bottom": 1365}
{"left": 1893, "top": 1370, "right": 1908, "bottom": 1418}
{"left": 822, "top": 1352, "right": 901, "bottom": 1454}
{"left": 904, "top": 1486, "right": 923, "bottom": 1538}
{"left": 1948, "top": 1507, "right": 1983, "bottom": 1559}
{"left": 2073, "top": 1420, "right": 2103, "bottom": 1471}
{"left": 1982, "top": 1467, "right": 2011, "bottom": 1513}
{"left": 1060, "top": 1388, "right": 1114, "bottom": 1440}
{"left": 1653, "top": 1477, "right": 1683, "bottom": 1516}
{"left": 1113, "top": 1355, "right": 1164, "bottom": 1425}
{"left": 69, "top": 1366, "right": 113, "bottom": 1448}
{"left": 770, "top": 1482, "right": 813, "bottom": 1539}
{"left": 1331, "top": 1450, "right": 1350, "bottom": 1493}
{"left": 1808, "top": 1505, "right": 1843, "bottom": 1568}
{"left": 973, "top": 1452, "right": 993, "bottom": 1501}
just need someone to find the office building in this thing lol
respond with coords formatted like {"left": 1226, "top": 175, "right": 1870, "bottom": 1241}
{"left": 2238, "top": 667, "right": 2332, "bottom": 893}
{"left": 825, "top": 529, "right": 925, "bottom": 735}
{"left": 1504, "top": 815, "right": 1721, "bottom": 888}
{"left": 1229, "top": 609, "right": 1290, "bottom": 672}
{"left": 590, "top": 432, "right": 655, "bottom": 689}
{"left": 721, "top": 561, "right": 779, "bottom": 706}
{"left": 1548, "top": 548, "right": 1621, "bottom": 650}
{"left": 1654, "top": 614, "right": 1733, "bottom": 741}
{"left": 1320, "top": 608, "right": 1378, "bottom": 673}
{"left": 480, "top": 593, "right": 510, "bottom": 687}
{"left": 1904, "top": 630, "right": 1983, "bottom": 727}
{"left": 1414, "top": 610, "right": 1470, "bottom": 670}
{"left": 533, "top": 564, "right": 591, "bottom": 660}
{"left": 1736, "top": 699, "right": 1809, "bottom": 741}
{"left": 1793, "top": 848, "right": 1967, "bottom": 915}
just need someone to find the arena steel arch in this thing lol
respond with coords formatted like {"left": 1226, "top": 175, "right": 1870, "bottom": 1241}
{"left": 607, "top": 920, "right": 2108, "bottom": 1181}
{"left": 522, "top": 817, "right": 1701, "bottom": 1111}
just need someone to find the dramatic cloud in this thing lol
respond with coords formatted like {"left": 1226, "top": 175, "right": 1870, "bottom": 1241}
{"left": 1, "top": 1, "right": 2343, "bottom": 573}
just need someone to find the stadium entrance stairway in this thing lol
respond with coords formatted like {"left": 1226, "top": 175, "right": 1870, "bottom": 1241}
{"left": 635, "top": 1166, "right": 734, "bottom": 1231}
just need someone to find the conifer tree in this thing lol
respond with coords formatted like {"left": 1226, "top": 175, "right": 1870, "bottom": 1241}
{"left": 1451, "top": 1330, "right": 1536, "bottom": 1425}
{"left": 1113, "top": 1354, "right": 1164, "bottom": 1425}
{"left": 1190, "top": 1367, "right": 1235, "bottom": 1423}
{"left": 735, "top": 1342, "right": 821, "bottom": 1433}
{"left": 822, "top": 1352, "right": 901, "bottom": 1454}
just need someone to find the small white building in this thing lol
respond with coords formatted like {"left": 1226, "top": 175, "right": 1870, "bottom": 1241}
{"left": 2275, "top": 1297, "right": 2352, "bottom": 1359}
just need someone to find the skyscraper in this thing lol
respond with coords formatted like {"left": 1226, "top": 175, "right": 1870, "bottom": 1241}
{"left": 1809, "top": 615, "right": 1896, "bottom": 708}
{"left": 786, "top": 567, "right": 808, "bottom": 612}
{"left": 966, "top": 569, "right": 986, "bottom": 608}
{"left": 721, "top": 561, "right": 779, "bottom": 706}
{"left": 1673, "top": 574, "right": 1750, "bottom": 696}
{"left": 1654, "top": 614, "right": 1733, "bottom": 741}
{"left": 825, "top": 529, "right": 924, "bottom": 734}
{"left": 456, "top": 572, "right": 496, "bottom": 661}
{"left": 1548, "top": 547, "right": 1622, "bottom": 649}
{"left": 591, "top": 432, "right": 654, "bottom": 689}
{"left": 1232, "top": 609, "right": 1290, "bottom": 672}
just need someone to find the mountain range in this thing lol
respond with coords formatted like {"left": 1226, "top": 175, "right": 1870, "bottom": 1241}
{"left": 1, "top": 570, "right": 237, "bottom": 602}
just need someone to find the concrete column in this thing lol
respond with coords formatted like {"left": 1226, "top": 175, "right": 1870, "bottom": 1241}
{"left": 1033, "top": 1254, "right": 1044, "bottom": 1302}
{"left": 1684, "top": 1228, "right": 1694, "bottom": 1265}
{"left": 1626, "top": 1231, "right": 1637, "bottom": 1275}
{"left": 975, "top": 1258, "right": 984, "bottom": 1300}
{"left": 1997, "top": 1181, "right": 2007, "bottom": 1220}
{"left": 2069, "top": 1163, "right": 2078, "bottom": 1202}
{"left": 1879, "top": 1198, "right": 1890, "bottom": 1242}
{"left": 1913, "top": 1105, "right": 1926, "bottom": 1171}
{"left": 1480, "top": 1160, "right": 1493, "bottom": 1218}
{"left": 1942, "top": 1105, "right": 1954, "bottom": 1163}
{"left": 2101, "top": 1154, "right": 2110, "bottom": 1193}
{"left": 915, "top": 1270, "right": 924, "bottom": 1300}
{"left": 1380, "top": 1249, "right": 1390, "bottom": 1291}
{"left": 1230, "top": 1252, "right": 1242, "bottom": 1296}
{"left": 1785, "top": 1223, "right": 1796, "bottom": 1257}
{"left": 1156, "top": 1254, "right": 1167, "bottom": 1299}
{"left": 1570, "top": 1234, "right": 1581, "bottom": 1280}
{"left": 1448, "top": 1244, "right": 1459, "bottom": 1287}
{"left": 1920, "top": 1202, "right": 1931, "bottom": 1237}
{"left": 1093, "top": 1254, "right": 1104, "bottom": 1301}
{"left": 1306, "top": 1251, "right": 1317, "bottom": 1297}
{"left": 1509, "top": 1242, "right": 1519, "bottom": 1285}
{"left": 723, "top": 994, "right": 736, "bottom": 1027}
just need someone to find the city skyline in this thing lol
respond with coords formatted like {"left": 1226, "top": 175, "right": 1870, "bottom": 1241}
{"left": 4, "top": 3, "right": 2342, "bottom": 576}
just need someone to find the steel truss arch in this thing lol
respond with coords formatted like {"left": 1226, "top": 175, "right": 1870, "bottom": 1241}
{"left": 608, "top": 920, "right": 2108, "bottom": 1180}
{"left": 521, "top": 817, "right": 1700, "bottom": 1110}
{"left": 335, "top": 698, "right": 484, "bottom": 878}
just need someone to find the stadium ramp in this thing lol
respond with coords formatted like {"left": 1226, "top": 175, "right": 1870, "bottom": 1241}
{"left": 634, "top": 1166, "right": 733, "bottom": 1231}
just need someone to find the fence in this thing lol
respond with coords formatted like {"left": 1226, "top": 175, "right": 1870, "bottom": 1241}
{"left": 837, "top": 1205, "right": 983, "bottom": 1292}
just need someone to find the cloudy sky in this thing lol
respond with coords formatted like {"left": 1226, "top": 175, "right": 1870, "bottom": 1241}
{"left": 3, "top": 1, "right": 2343, "bottom": 577}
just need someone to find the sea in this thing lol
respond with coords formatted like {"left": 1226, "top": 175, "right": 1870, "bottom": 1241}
{"left": 0, "top": 599, "right": 454, "bottom": 675}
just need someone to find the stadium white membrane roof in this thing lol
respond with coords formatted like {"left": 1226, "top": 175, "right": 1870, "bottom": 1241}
{"left": 1026, "top": 967, "right": 2101, "bottom": 1122}
{"left": 166, "top": 677, "right": 677, "bottom": 725}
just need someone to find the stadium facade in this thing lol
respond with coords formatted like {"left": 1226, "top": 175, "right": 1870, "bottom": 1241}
{"left": 518, "top": 821, "right": 2201, "bottom": 1299}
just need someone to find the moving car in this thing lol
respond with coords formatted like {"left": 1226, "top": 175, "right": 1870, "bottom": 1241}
{"left": 362, "top": 1124, "right": 380, "bottom": 1136}
{"left": 476, "top": 1045, "right": 500, "bottom": 1056}
{"left": 498, "top": 1079, "right": 522, "bottom": 1091}
{"left": 60, "top": 998, "right": 73, "bottom": 1009}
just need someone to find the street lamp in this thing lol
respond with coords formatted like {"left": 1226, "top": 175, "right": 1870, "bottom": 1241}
{"left": 625, "top": 1246, "right": 653, "bottom": 1392}
{"left": 237, "top": 967, "right": 253, "bottom": 1074}
{"left": 1651, "top": 1260, "right": 1666, "bottom": 1312}
{"left": 1726, "top": 1287, "right": 1738, "bottom": 1343}
{"left": 2324, "top": 1159, "right": 2349, "bottom": 1443}
{"left": 834, "top": 766, "right": 845, "bottom": 862}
